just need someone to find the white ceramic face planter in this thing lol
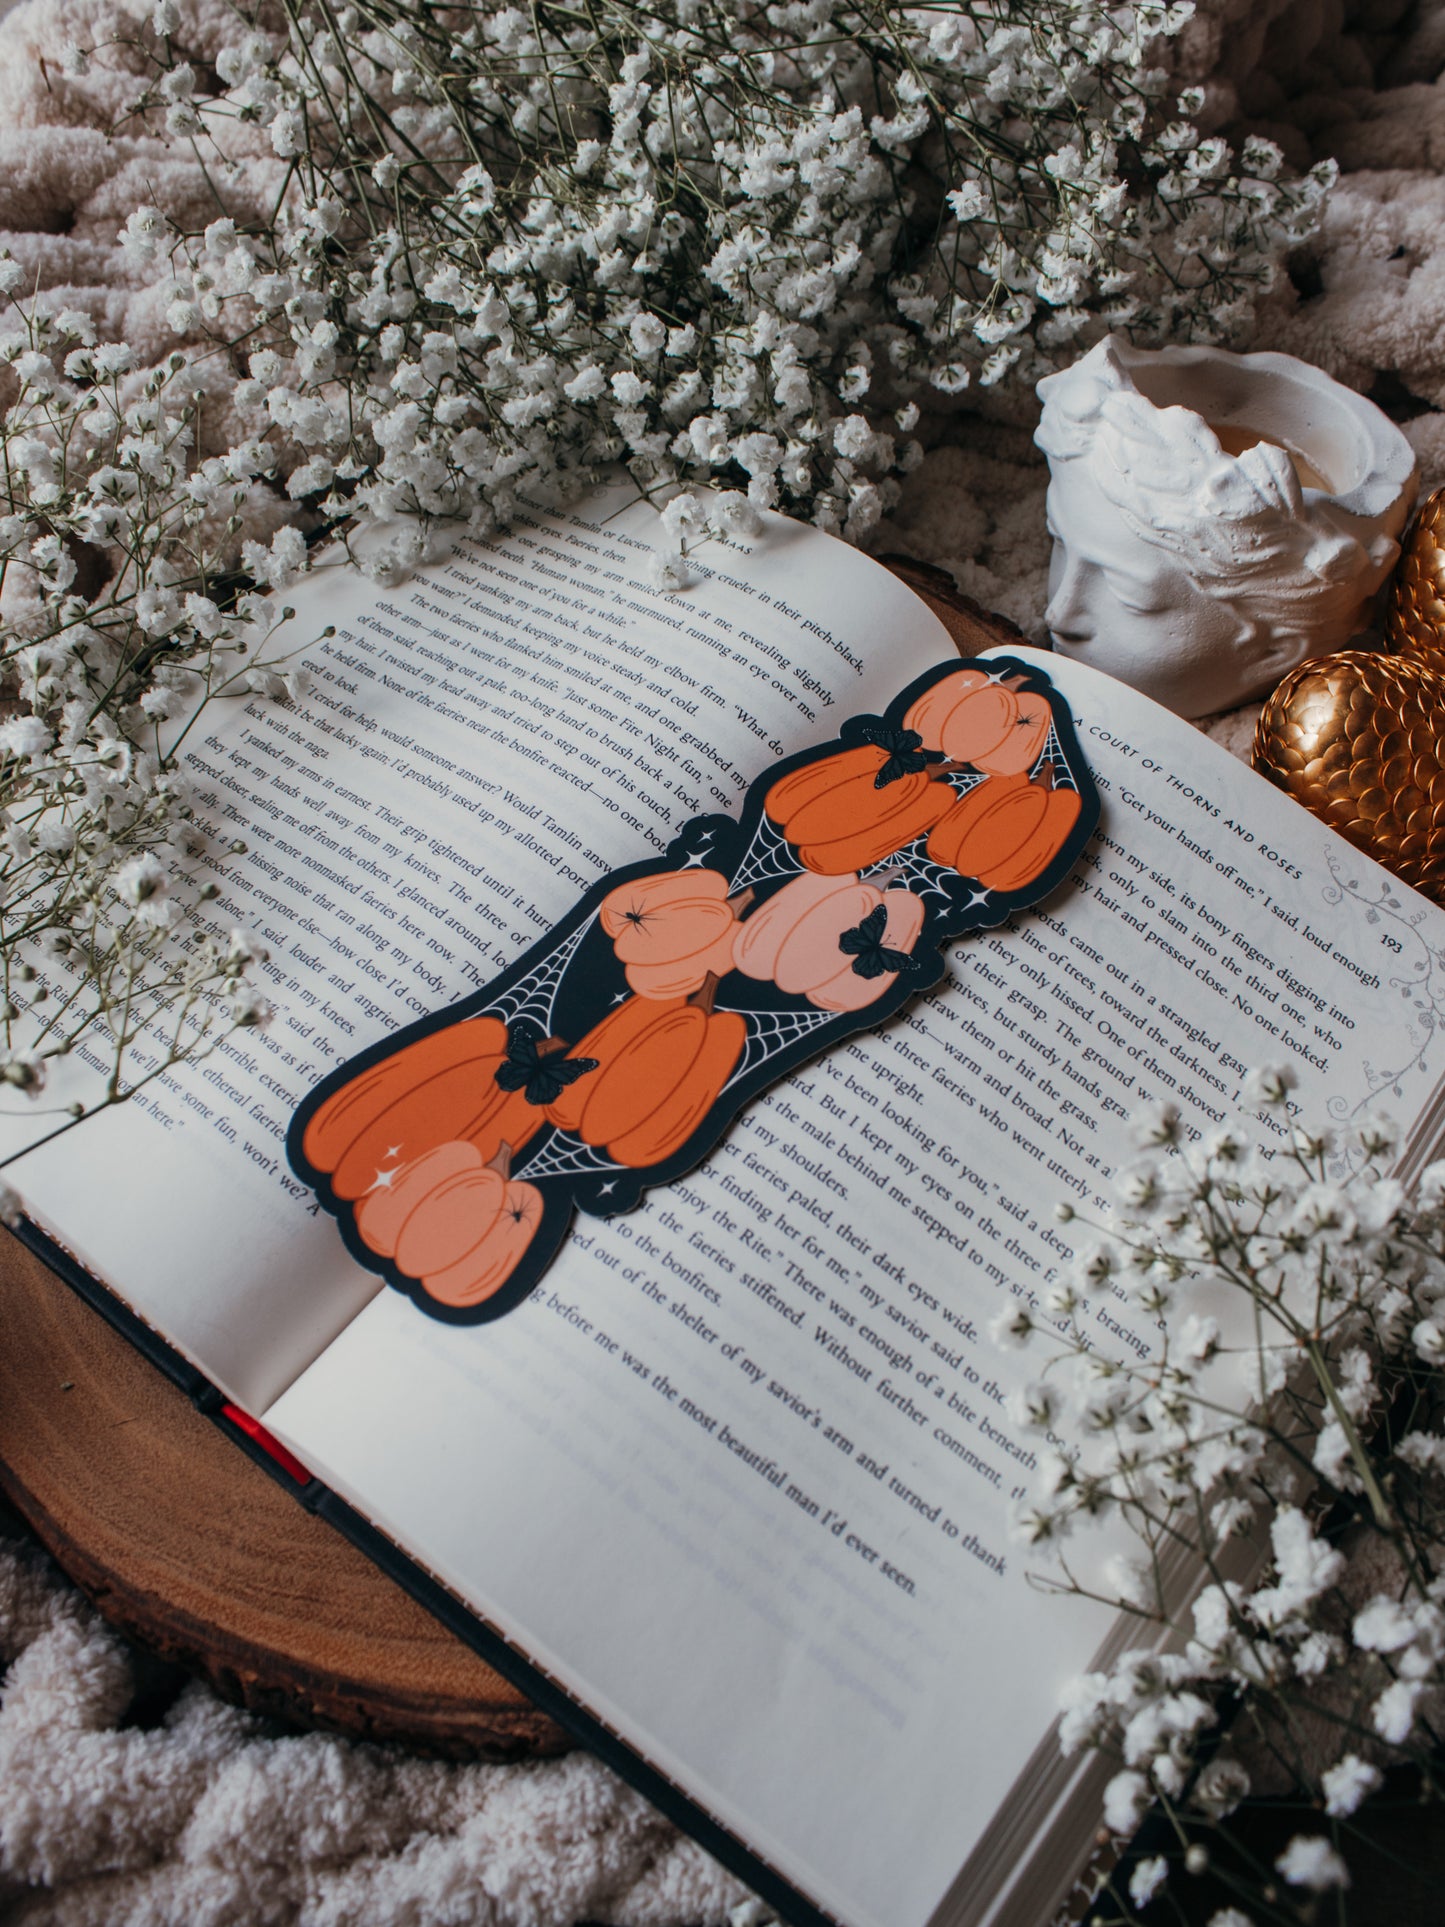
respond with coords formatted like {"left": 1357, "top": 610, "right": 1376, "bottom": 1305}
{"left": 1034, "top": 337, "right": 1419, "bottom": 718}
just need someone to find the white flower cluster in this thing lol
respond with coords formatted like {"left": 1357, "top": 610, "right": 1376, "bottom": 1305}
{"left": 0, "top": 299, "right": 290, "bottom": 1123}
{"left": 1026, "top": 1068, "right": 1445, "bottom": 1919}
{"left": 0, "top": 2, "right": 1336, "bottom": 1114}
{"left": 138, "top": 0, "right": 1333, "bottom": 541}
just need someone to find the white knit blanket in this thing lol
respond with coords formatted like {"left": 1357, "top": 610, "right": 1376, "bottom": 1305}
{"left": 0, "top": 1524, "right": 752, "bottom": 1925}
{"left": 3, "top": 0, "right": 1445, "bottom": 1919}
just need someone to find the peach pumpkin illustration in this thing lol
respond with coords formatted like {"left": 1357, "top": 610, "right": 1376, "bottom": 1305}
{"left": 355, "top": 1140, "right": 543, "bottom": 1309}
{"left": 599, "top": 867, "right": 748, "bottom": 998}
{"left": 765, "top": 733, "right": 952, "bottom": 873}
{"left": 733, "top": 872, "right": 924, "bottom": 1011}
{"left": 422, "top": 1181, "right": 543, "bottom": 1307}
{"left": 928, "top": 765, "right": 1082, "bottom": 889}
{"left": 301, "top": 1016, "right": 546, "bottom": 1200}
{"left": 545, "top": 984, "right": 746, "bottom": 1166}
{"left": 902, "top": 667, "right": 993, "bottom": 752}
{"left": 906, "top": 671, "right": 1052, "bottom": 775}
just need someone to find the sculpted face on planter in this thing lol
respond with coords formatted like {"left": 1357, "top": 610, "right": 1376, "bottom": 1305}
{"left": 1035, "top": 337, "right": 1418, "bottom": 718}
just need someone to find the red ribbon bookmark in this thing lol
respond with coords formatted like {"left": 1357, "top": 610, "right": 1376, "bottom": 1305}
{"left": 221, "top": 1403, "right": 311, "bottom": 1484}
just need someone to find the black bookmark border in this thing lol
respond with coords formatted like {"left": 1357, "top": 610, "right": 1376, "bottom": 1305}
{"left": 288, "top": 656, "right": 1099, "bottom": 1324}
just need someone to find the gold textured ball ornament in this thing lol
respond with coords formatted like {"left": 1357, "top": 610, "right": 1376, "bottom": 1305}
{"left": 1385, "top": 485, "right": 1445, "bottom": 661}
{"left": 1253, "top": 651, "right": 1445, "bottom": 903}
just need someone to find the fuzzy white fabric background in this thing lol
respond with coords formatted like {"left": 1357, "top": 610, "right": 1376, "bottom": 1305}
{"left": 4, "top": 0, "right": 1445, "bottom": 1921}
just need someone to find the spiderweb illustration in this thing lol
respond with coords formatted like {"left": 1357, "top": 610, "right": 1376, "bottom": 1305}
{"left": 729, "top": 812, "right": 804, "bottom": 895}
{"left": 477, "top": 914, "right": 594, "bottom": 1034}
{"left": 942, "top": 769, "right": 989, "bottom": 800}
{"left": 722, "top": 1003, "right": 838, "bottom": 1092}
{"left": 518, "top": 1132, "right": 625, "bottom": 1184}
{"left": 861, "top": 835, "right": 977, "bottom": 910}
{"left": 1033, "top": 721, "right": 1077, "bottom": 787}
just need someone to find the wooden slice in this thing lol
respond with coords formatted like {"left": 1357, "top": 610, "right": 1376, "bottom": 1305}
{"left": 0, "top": 568, "right": 1019, "bottom": 1750}
{"left": 876, "top": 553, "right": 1030, "bottom": 661}
{"left": 0, "top": 1231, "right": 568, "bottom": 1758}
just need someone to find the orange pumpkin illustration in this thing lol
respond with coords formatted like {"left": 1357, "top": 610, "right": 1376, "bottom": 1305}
{"left": 907, "top": 672, "right": 1052, "bottom": 775}
{"left": 542, "top": 993, "right": 661, "bottom": 1136}
{"left": 733, "top": 872, "right": 925, "bottom": 1011}
{"left": 355, "top": 1140, "right": 543, "bottom": 1309}
{"left": 545, "top": 980, "right": 745, "bottom": 1167}
{"left": 928, "top": 765, "right": 1082, "bottom": 889}
{"left": 599, "top": 867, "right": 750, "bottom": 998}
{"left": 765, "top": 736, "right": 952, "bottom": 873}
{"left": 302, "top": 1016, "right": 546, "bottom": 1200}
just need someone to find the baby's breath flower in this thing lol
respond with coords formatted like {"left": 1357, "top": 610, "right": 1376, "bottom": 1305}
{"left": 1131, "top": 1099, "right": 1180, "bottom": 1148}
{"left": 1192, "top": 1757, "right": 1249, "bottom": 1820}
{"left": 1175, "top": 1313, "right": 1219, "bottom": 1366}
{"left": 1396, "top": 1430, "right": 1445, "bottom": 1474}
{"left": 1292, "top": 1629, "right": 1344, "bottom": 1678}
{"left": 225, "top": 929, "right": 268, "bottom": 974}
{"left": 1275, "top": 1837, "right": 1349, "bottom": 1891}
{"left": 1069, "top": 1238, "right": 1117, "bottom": 1291}
{"left": 111, "top": 853, "right": 169, "bottom": 909}
{"left": 1008, "top": 1380, "right": 1061, "bottom": 1433}
{"left": 1352, "top": 1597, "right": 1415, "bottom": 1653}
{"left": 1058, "top": 1672, "right": 1112, "bottom": 1753}
{"left": 0, "top": 716, "right": 53, "bottom": 761}
{"left": 1373, "top": 1677, "right": 1421, "bottom": 1744}
{"left": 1242, "top": 1063, "right": 1297, "bottom": 1110}
{"left": 1321, "top": 1754, "right": 1381, "bottom": 1818}
{"left": 1042, "top": 1280, "right": 1079, "bottom": 1321}
{"left": 989, "top": 1303, "right": 1035, "bottom": 1350}
{"left": 646, "top": 548, "right": 694, "bottom": 592}
{"left": 707, "top": 492, "right": 761, "bottom": 539}
{"left": 1209, "top": 1495, "right": 1254, "bottom": 1542}
{"left": 660, "top": 492, "right": 705, "bottom": 543}
{"left": 1128, "top": 1856, "right": 1167, "bottom": 1907}
{"left": 0, "top": 1050, "right": 46, "bottom": 1095}
{"left": 1102, "top": 1769, "right": 1151, "bottom": 1834}
{"left": 1356, "top": 1111, "right": 1402, "bottom": 1162}
{"left": 1311, "top": 1419, "right": 1363, "bottom": 1491}
{"left": 1103, "top": 1554, "right": 1153, "bottom": 1610}
{"left": 229, "top": 983, "right": 275, "bottom": 1029}
{"left": 1011, "top": 1499, "right": 1071, "bottom": 1546}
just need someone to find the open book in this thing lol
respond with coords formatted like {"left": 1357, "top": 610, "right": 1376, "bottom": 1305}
{"left": 10, "top": 481, "right": 1445, "bottom": 1927}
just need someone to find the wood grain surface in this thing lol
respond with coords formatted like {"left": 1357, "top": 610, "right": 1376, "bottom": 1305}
{"left": 0, "top": 1232, "right": 568, "bottom": 1757}
{"left": 0, "top": 566, "right": 1017, "bottom": 1753}
{"left": 877, "top": 553, "right": 1028, "bottom": 660}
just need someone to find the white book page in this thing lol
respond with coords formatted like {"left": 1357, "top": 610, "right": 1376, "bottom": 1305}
{"left": 4, "top": 485, "right": 944, "bottom": 1411}
{"left": 266, "top": 651, "right": 1445, "bottom": 1927}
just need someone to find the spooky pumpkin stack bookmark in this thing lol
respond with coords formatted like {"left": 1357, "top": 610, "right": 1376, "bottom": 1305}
{"left": 287, "top": 656, "right": 1100, "bottom": 1324}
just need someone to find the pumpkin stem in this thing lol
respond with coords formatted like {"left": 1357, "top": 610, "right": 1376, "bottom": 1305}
{"left": 487, "top": 1140, "right": 514, "bottom": 1180}
{"left": 728, "top": 886, "right": 756, "bottom": 917}
{"left": 688, "top": 971, "right": 720, "bottom": 1015}
{"left": 1034, "top": 759, "right": 1056, "bottom": 793}
{"left": 537, "top": 1035, "right": 569, "bottom": 1057}
{"left": 1001, "top": 673, "right": 1029, "bottom": 692}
